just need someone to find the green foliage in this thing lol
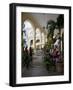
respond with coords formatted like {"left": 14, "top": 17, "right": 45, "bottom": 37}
{"left": 47, "top": 14, "right": 64, "bottom": 36}
{"left": 44, "top": 14, "right": 64, "bottom": 71}
{"left": 44, "top": 56, "right": 55, "bottom": 70}
{"left": 47, "top": 20, "right": 56, "bottom": 38}
{"left": 44, "top": 34, "right": 54, "bottom": 52}
{"left": 56, "top": 14, "right": 64, "bottom": 29}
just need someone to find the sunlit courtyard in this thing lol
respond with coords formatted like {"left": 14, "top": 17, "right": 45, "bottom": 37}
{"left": 21, "top": 13, "right": 64, "bottom": 77}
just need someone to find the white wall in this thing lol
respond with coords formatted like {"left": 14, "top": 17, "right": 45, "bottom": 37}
{"left": 0, "top": 0, "right": 72, "bottom": 90}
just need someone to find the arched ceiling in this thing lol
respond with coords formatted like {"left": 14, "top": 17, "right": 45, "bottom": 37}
{"left": 22, "top": 13, "right": 59, "bottom": 34}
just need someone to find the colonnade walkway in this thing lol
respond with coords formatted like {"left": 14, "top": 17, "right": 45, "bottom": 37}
{"left": 22, "top": 49, "right": 63, "bottom": 77}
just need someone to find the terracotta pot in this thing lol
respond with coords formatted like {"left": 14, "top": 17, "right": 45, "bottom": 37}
{"left": 56, "top": 62, "right": 64, "bottom": 73}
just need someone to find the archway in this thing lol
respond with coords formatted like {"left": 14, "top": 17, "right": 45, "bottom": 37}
{"left": 22, "top": 20, "right": 36, "bottom": 49}
{"left": 36, "top": 28, "right": 41, "bottom": 49}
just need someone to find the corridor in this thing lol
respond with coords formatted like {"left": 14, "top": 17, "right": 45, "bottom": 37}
{"left": 22, "top": 49, "right": 63, "bottom": 77}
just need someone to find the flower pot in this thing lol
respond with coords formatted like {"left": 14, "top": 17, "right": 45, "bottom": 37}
{"left": 56, "top": 62, "right": 64, "bottom": 73}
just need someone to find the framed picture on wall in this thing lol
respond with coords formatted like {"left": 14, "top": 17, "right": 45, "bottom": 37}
{"left": 9, "top": 3, "right": 71, "bottom": 87}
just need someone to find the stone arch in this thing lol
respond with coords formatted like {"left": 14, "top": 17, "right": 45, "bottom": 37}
{"left": 22, "top": 18, "right": 47, "bottom": 50}
{"left": 22, "top": 19, "right": 36, "bottom": 49}
{"left": 23, "top": 19, "right": 35, "bottom": 30}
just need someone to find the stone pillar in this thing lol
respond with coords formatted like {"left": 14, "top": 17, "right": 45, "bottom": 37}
{"left": 43, "top": 33, "right": 45, "bottom": 48}
{"left": 45, "top": 34, "right": 47, "bottom": 43}
{"left": 40, "top": 31, "right": 42, "bottom": 49}
{"left": 33, "top": 28, "right": 36, "bottom": 51}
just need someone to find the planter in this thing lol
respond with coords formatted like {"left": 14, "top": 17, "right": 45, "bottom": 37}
{"left": 56, "top": 62, "right": 64, "bottom": 73}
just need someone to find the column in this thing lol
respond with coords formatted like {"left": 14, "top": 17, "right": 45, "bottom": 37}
{"left": 40, "top": 31, "right": 42, "bottom": 49}
{"left": 33, "top": 28, "right": 36, "bottom": 51}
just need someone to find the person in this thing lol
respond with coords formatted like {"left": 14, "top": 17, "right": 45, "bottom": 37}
{"left": 54, "top": 37, "right": 61, "bottom": 49}
{"left": 25, "top": 46, "right": 30, "bottom": 69}
{"left": 53, "top": 45, "right": 60, "bottom": 63}
{"left": 29, "top": 46, "right": 33, "bottom": 62}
